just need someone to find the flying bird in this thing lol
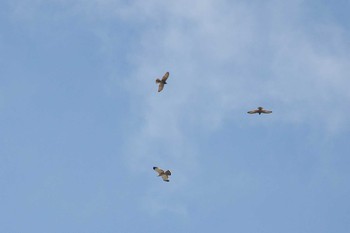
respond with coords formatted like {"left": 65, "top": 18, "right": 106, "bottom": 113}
{"left": 155, "top": 72, "right": 169, "bottom": 92}
{"left": 153, "top": 167, "right": 171, "bottom": 182}
{"left": 247, "top": 107, "right": 272, "bottom": 115}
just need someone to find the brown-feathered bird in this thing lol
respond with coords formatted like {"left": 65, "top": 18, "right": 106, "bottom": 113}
{"left": 247, "top": 107, "right": 272, "bottom": 115}
{"left": 155, "top": 72, "right": 169, "bottom": 92}
{"left": 153, "top": 167, "right": 171, "bottom": 182}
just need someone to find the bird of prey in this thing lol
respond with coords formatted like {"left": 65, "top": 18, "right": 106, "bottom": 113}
{"left": 153, "top": 167, "right": 171, "bottom": 182}
{"left": 155, "top": 72, "right": 169, "bottom": 92}
{"left": 247, "top": 107, "right": 272, "bottom": 115}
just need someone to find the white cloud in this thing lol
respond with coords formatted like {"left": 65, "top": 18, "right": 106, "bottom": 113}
{"left": 97, "top": 0, "right": 350, "bottom": 214}
{"left": 7, "top": 0, "right": 349, "bottom": 216}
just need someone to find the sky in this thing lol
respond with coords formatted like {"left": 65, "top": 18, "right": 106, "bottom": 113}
{"left": 1, "top": 0, "right": 350, "bottom": 232}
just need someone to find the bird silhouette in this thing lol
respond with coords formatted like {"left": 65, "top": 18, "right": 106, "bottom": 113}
{"left": 155, "top": 72, "right": 169, "bottom": 92}
{"left": 247, "top": 107, "right": 272, "bottom": 115}
{"left": 153, "top": 167, "right": 171, "bottom": 182}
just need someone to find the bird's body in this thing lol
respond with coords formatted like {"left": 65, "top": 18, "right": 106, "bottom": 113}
{"left": 156, "top": 72, "right": 169, "bottom": 92}
{"left": 153, "top": 167, "right": 171, "bottom": 182}
{"left": 247, "top": 107, "right": 272, "bottom": 115}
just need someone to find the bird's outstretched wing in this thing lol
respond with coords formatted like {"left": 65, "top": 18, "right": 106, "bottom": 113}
{"left": 158, "top": 83, "right": 165, "bottom": 92}
{"left": 161, "top": 174, "right": 170, "bottom": 182}
{"left": 161, "top": 72, "right": 169, "bottom": 82}
{"left": 153, "top": 167, "right": 164, "bottom": 175}
{"left": 247, "top": 110, "right": 259, "bottom": 114}
{"left": 261, "top": 109, "right": 272, "bottom": 114}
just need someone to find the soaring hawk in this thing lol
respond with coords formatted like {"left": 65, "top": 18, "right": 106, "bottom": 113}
{"left": 155, "top": 72, "right": 169, "bottom": 92}
{"left": 153, "top": 167, "right": 171, "bottom": 182}
{"left": 247, "top": 107, "right": 272, "bottom": 115}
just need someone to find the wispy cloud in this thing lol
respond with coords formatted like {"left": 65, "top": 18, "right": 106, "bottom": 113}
{"left": 7, "top": 0, "right": 349, "bottom": 216}
{"left": 95, "top": 0, "right": 350, "bottom": 215}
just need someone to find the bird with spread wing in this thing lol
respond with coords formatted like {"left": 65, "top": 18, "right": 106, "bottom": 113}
{"left": 247, "top": 107, "right": 272, "bottom": 115}
{"left": 155, "top": 72, "right": 169, "bottom": 92}
{"left": 153, "top": 167, "right": 171, "bottom": 182}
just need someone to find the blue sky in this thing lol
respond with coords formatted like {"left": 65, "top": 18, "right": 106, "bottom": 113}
{"left": 1, "top": 0, "right": 350, "bottom": 232}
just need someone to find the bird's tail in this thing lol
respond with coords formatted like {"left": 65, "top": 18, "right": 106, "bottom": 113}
{"left": 155, "top": 79, "right": 161, "bottom": 84}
